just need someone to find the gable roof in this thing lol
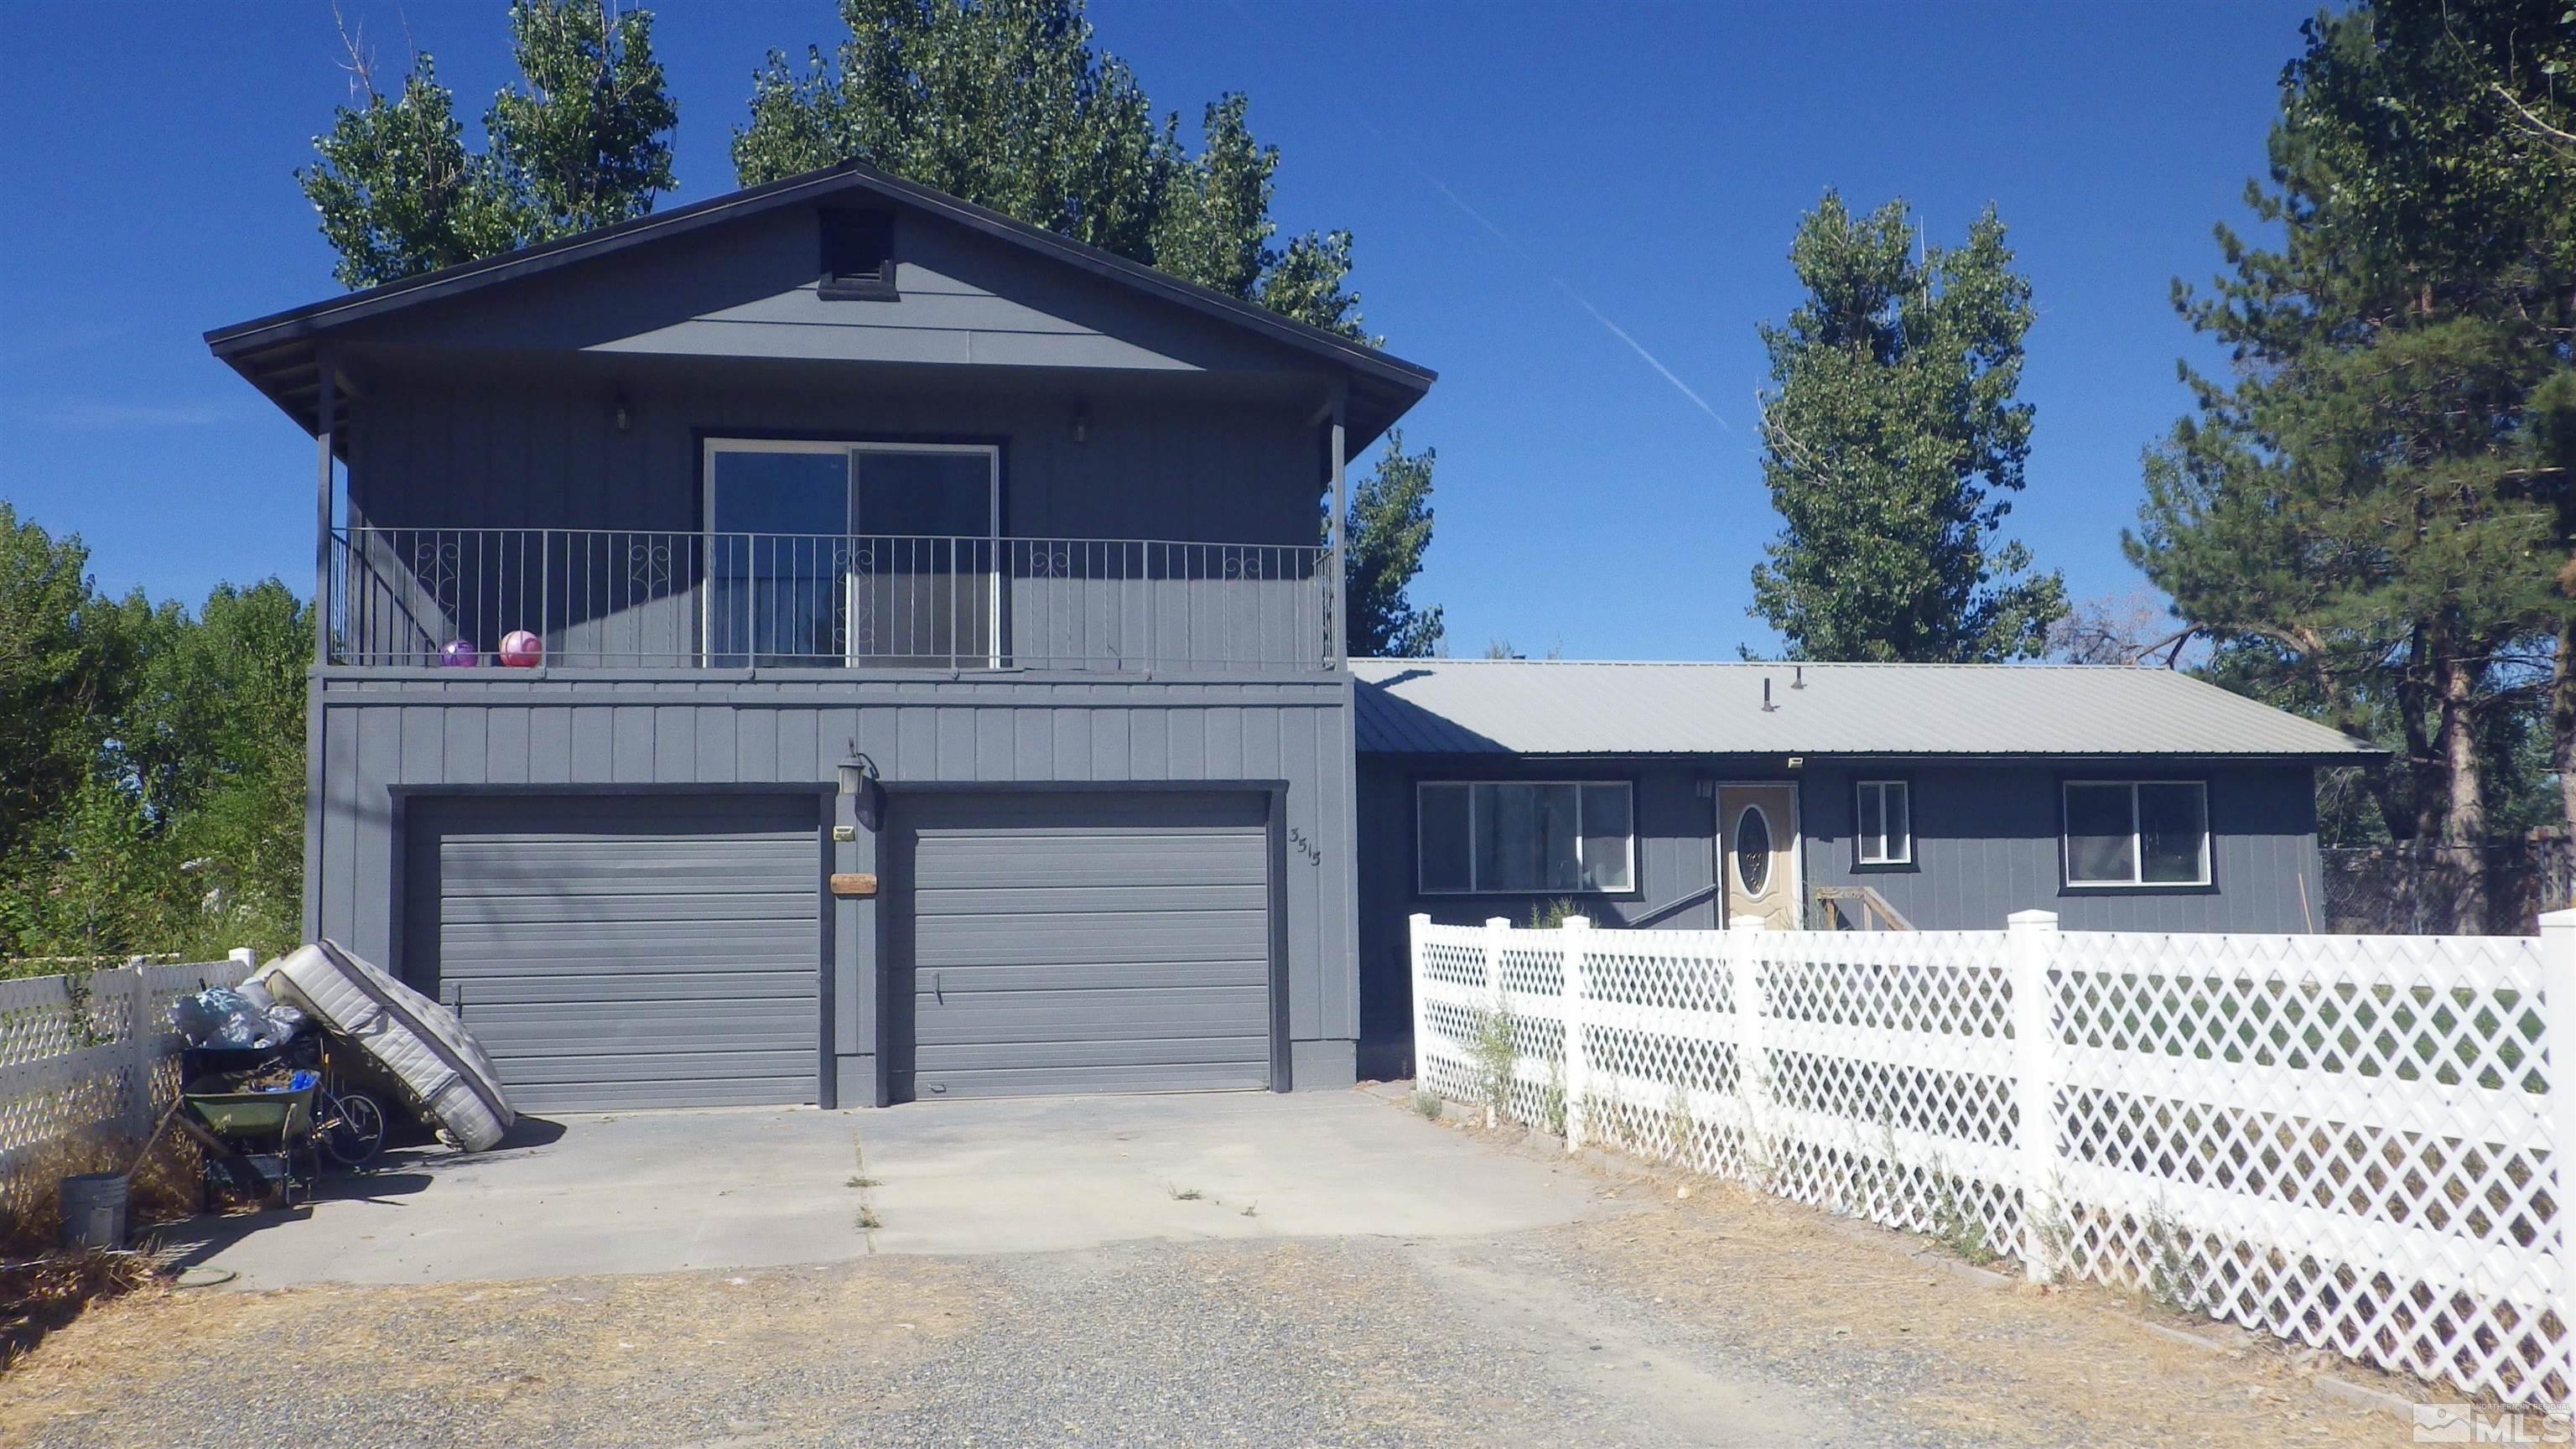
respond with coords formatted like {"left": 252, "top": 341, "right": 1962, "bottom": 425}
{"left": 1352, "top": 659, "right": 2376, "bottom": 761}
{"left": 205, "top": 157, "right": 1435, "bottom": 439}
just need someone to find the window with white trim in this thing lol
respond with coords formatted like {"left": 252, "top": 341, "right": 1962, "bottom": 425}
{"left": 2063, "top": 781, "right": 2210, "bottom": 886}
{"left": 1855, "top": 780, "right": 1911, "bottom": 865}
{"left": 1416, "top": 782, "right": 1634, "bottom": 894}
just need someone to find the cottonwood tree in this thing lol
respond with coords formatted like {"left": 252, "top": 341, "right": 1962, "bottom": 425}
{"left": 2126, "top": 0, "right": 2576, "bottom": 924}
{"left": 1343, "top": 432, "right": 1444, "bottom": 658}
{"left": 302, "top": 0, "right": 677, "bottom": 288}
{"left": 1750, "top": 194, "right": 2066, "bottom": 662}
{"left": 732, "top": 0, "right": 1364, "bottom": 338}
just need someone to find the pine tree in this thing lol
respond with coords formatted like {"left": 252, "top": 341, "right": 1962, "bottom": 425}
{"left": 2126, "top": 0, "right": 2576, "bottom": 925}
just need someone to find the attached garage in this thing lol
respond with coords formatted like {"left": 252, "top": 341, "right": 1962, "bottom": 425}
{"left": 889, "top": 791, "right": 1279, "bottom": 1099}
{"left": 402, "top": 792, "right": 824, "bottom": 1112}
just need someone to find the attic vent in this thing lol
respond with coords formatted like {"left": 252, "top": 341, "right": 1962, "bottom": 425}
{"left": 819, "top": 209, "right": 897, "bottom": 301}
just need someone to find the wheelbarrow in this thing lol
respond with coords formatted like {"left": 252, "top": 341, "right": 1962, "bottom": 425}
{"left": 177, "top": 1069, "right": 323, "bottom": 1208}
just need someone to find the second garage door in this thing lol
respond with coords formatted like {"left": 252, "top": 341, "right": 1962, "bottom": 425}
{"left": 405, "top": 792, "right": 823, "bottom": 1112}
{"left": 894, "top": 792, "right": 1275, "bottom": 1098}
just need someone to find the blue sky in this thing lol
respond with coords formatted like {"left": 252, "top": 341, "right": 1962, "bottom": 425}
{"left": 0, "top": 1, "right": 2314, "bottom": 657}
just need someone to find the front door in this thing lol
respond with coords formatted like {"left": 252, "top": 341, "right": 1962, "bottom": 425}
{"left": 1718, "top": 784, "right": 1800, "bottom": 929}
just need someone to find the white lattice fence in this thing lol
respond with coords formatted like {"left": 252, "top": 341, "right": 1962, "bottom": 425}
{"left": 0, "top": 956, "right": 254, "bottom": 1230}
{"left": 1410, "top": 910, "right": 2576, "bottom": 1407}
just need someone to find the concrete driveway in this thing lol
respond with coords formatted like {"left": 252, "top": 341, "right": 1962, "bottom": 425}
{"left": 20, "top": 1089, "right": 2418, "bottom": 1448}
{"left": 168, "top": 1089, "right": 1619, "bottom": 1287}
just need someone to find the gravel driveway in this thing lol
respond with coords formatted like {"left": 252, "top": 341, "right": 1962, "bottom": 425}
{"left": 5, "top": 1103, "right": 2418, "bottom": 1448}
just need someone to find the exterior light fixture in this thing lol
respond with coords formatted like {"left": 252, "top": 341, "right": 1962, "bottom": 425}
{"left": 1071, "top": 403, "right": 1090, "bottom": 444}
{"left": 612, "top": 391, "right": 632, "bottom": 432}
{"left": 839, "top": 745, "right": 883, "bottom": 829}
{"left": 837, "top": 749, "right": 879, "bottom": 796}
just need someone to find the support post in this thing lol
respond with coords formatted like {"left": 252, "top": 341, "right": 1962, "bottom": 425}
{"left": 1407, "top": 912, "right": 1432, "bottom": 1085}
{"left": 314, "top": 356, "right": 335, "bottom": 667}
{"left": 119, "top": 968, "right": 153, "bottom": 1140}
{"left": 1483, "top": 916, "right": 1509, "bottom": 1128}
{"left": 2007, "top": 908, "right": 2063, "bottom": 1284}
{"left": 1729, "top": 913, "right": 1769, "bottom": 1180}
{"left": 1561, "top": 916, "right": 1591, "bottom": 1149}
{"left": 2538, "top": 908, "right": 2576, "bottom": 1403}
{"left": 1327, "top": 385, "right": 1348, "bottom": 667}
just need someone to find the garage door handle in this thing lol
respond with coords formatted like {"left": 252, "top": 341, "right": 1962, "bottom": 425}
{"left": 934, "top": 973, "right": 944, "bottom": 1005}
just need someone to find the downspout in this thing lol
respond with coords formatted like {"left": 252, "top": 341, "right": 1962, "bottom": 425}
{"left": 304, "top": 353, "right": 335, "bottom": 943}
{"left": 1329, "top": 381, "right": 1348, "bottom": 667}
{"left": 314, "top": 354, "right": 335, "bottom": 668}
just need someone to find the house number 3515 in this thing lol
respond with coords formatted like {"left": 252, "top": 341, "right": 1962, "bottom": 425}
{"left": 1289, "top": 828, "right": 1322, "bottom": 866}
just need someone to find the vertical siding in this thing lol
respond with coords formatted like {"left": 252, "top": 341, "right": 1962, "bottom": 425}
{"left": 1356, "top": 753, "right": 2327, "bottom": 1077}
{"left": 314, "top": 680, "right": 1358, "bottom": 1090}
{"left": 1800, "top": 760, "right": 2322, "bottom": 932}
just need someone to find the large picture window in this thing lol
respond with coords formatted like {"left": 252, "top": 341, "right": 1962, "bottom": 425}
{"left": 1855, "top": 780, "right": 1911, "bottom": 865}
{"left": 1417, "top": 781, "right": 1634, "bottom": 895}
{"left": 2063, "top": 781, "right": 2210, "bottom": 887}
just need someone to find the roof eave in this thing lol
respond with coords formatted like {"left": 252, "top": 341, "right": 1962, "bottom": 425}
{"left": 207, "top": 158, "right": 1435, "bottom": 439}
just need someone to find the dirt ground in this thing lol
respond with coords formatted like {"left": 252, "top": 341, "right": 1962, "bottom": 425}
{"left": 2, "top": 1126, "right": 2424, "bottom": 1449}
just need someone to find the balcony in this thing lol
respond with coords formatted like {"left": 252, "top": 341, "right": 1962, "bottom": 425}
{"left": 327, "top": 527, "right": 1336, "bottom": 673}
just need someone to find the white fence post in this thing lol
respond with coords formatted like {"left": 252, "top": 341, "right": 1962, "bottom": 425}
{"left": 2540, "top": 908, "right": 2576, "bottom": 1404}
{"left": 1407, "top": 913, "right": 1432, "bottom": 1084}
{"left": 227, "top": 947, "right": 258, "bottom": 974}
{"left": 1728, "top": 913, "right": 1769, "bottom": 1180}
{"left": 118, "top": 967, "right": 154, "bottom": 1139}
{"left": 1483, "top": 917, "right": 1510, "bottom": 1128}
{"left": 1561, "top": 916, "right": 1591, "bottom": 1150}
{"left": 2007, "top": 908, "right": 2063, "bottom": 1284}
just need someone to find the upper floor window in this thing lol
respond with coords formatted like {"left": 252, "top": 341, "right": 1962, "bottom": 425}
{"left": 2063, "top": 780, "right": 2209, "bottom": 887}
{"left": 819, "top": 209, "right": 897, "bottom": 301}
{"left": 1855, "top": 780, "right": 1911, "bottom": 865}
{"left": 1417, "top": 781, "right": 1634, "bottom": 895}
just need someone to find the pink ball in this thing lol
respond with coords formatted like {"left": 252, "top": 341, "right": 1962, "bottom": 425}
{"left": 498, "top": 631, "right": 543, "bottom": 667}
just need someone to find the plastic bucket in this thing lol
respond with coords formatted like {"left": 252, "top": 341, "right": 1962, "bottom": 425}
{"left": 59, "top": 1171, "right": 128, "bottom": 1250}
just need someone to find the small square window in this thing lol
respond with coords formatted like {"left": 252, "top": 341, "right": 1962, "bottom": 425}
{"left": 819, "top": 210, "right": 897, "bottom": 300}
{"left": 1856, "top": 780, "right": 1911, "bottom": 865}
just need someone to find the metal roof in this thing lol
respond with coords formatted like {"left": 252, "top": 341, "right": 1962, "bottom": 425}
{"left": 1351, "top": 659, "right": 2376, "bottom": 760}
{"left": 205, "top": 157, "right": 1435, "bottom": 443}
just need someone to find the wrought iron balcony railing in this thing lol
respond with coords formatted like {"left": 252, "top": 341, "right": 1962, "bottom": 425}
{"left": 328, "top": 527, "right": 1336, "bottom": 672}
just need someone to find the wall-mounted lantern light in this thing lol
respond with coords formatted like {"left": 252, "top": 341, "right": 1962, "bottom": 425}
{"left": 839, "top": 745, "right": 883, "bottom": 829}
{"left": 1071, "top": 402, "right": 1090, "bottom": 444}
{"left": 612, "top": 390, "right": 632, "bottom": 433}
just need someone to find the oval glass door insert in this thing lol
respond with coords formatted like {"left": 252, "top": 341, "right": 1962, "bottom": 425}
{"left": 1734, "top": 806, "right": 1773, "bottom": 893}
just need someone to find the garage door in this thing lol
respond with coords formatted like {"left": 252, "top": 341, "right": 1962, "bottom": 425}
{"left": 896, "top": 792, "right": 1275, "bottom": 1098}
{"left": 405, "top": 793, "right": 822, "bottom": 1112}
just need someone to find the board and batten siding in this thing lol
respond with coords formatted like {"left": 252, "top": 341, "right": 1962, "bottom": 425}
{"left": 314, "top": 675, "right": 1360, "bottom": 1104}
{"left": 1799, "top": 761, "right": 2325, "bottom": 934}
{"left": 344, "top": 369, "right": 1321, "bottom": 548}
{"left": 1354, "top": 754, "right": 2324, "bottom": 1078}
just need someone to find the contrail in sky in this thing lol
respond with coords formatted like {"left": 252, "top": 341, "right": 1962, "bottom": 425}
{"left": 1400, "top": 156, "right": 1732, "bottom": 432}
{"left": 1210, "top": 0, "right": 1728, "bottom": 431}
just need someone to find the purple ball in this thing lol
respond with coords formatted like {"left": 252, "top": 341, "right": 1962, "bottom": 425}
{"left": 439, "top": 638, "right": 480, "bottom": 667}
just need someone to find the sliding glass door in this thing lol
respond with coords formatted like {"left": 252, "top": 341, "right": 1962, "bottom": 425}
{"left": 703, "top": 439, "right": 999, "bottom": 667}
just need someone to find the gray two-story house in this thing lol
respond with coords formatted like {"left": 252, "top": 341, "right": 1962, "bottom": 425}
{"left": 212, "top": 161, "right": 2374, "bottom": 1115}
{"left": 209, "top": 159, "right": 1433, "bottom": 1112}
